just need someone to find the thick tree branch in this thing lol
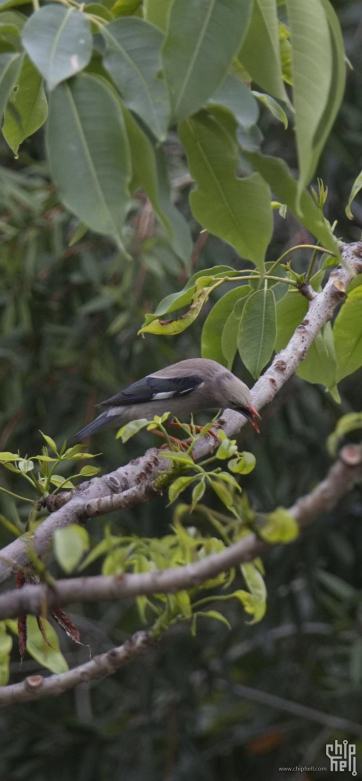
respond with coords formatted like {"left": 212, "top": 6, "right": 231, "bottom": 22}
{"left": 0, "top": 630, "right": 151, "bottom": 706}
{"left": 0, "top": 242, "right": 361, "bottom": 586}
{"left": 0, "top": 445, "right": 360, "bottom": 622}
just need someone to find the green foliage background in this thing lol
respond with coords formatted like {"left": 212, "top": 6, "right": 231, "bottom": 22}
{"left": 0, "top": 0, "right": 362, "bottom": 778}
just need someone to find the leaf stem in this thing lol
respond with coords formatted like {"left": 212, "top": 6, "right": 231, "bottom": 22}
{"left": 268, "top": 244, "right": 336, "bottom": 275}
{"left": 0, "top": 487, "right": 34, "bottom": 504}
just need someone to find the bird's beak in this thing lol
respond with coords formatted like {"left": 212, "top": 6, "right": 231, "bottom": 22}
{"left": 240, "top": 404, "right": 261, "bottom": 433}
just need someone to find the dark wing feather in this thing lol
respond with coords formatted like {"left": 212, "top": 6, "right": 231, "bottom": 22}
{"left": 98, "top": 375, "right": 203, "bottom": 408}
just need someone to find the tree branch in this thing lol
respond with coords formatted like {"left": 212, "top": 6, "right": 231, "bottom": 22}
{"left": 0, "top": 630, "right": 151, "bottom": 707}
{"left": 0, "top": 445, "right": 360, "bottom": 622}
{"left": 0, "top": 242, "right": 361, "bottom": 587}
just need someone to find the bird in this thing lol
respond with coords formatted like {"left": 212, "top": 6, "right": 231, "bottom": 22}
{"left": 73, "top": 358, "right": 260, "bottom": 443}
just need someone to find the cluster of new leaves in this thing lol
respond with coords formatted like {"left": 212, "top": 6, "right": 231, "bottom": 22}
{"left": 0, "top": 432, "right": 100, "bottom": 521}
{"left": 0, "top": 0, "right": 350, "bottom": 268}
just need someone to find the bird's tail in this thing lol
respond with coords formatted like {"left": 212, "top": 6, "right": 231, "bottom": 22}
{"left": 72, "top": 412, "right": 119, "bottom": 443}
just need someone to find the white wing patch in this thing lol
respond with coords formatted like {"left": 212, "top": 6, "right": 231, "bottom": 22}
{"left": 152, "top": 391, "right": 176, "bottom": 400}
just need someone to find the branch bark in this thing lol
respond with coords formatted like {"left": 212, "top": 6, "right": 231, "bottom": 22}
{"left": 0, "top": 444, "right": 360, "bottom": 622}
{"left": 0, "top": 630, "right": 151, "bottom": 706}
{"left": 0, "top": 242, "right": 360, "bottom": 589}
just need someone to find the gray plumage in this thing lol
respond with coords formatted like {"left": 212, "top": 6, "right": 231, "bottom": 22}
{"left": 73, "top": 358, "right": 260, "bottom": 443}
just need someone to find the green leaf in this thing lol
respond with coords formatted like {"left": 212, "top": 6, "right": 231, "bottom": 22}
{"left": 240, "top": 562, "right": 267, "bottom": 623}
{"left": 238, "top": 288, "right": 276, "bottom": 379}
{"left": 253, "top": 91, "right": 288, "bottom": 128}
{"left": 39, "top": 431, "right": 58, "bottom": 454}
{"left": 159, "top": 450, "right": 195, "bottom": 466}
{"left": 276, "top": 290, "right": 337, "bottom": 389}
{"left": 334, "top": 287, "right": 362, "bottom": 382}
{"left": 176, "top": 590, "right": 192, "bottom": 619}
{"left": 22, "top": 6, "right": 92, "bottom": 90}
{"left": 54, "top": 524, "right": 90, "bottom": 573}
{"left": 3, "top": 55, "right": 47, "bottom": 154}
{"left": 168, "top": 475, "right": 195, "bottom": 503}
{"left": 345, "top": 170, "right": 362, "bottom": 220}
{"left": 297, "top": 322, "right": 337, "bottom": 390}
{"left": 239, "top": 0, "right": 287, "bottom": 102}
{"left": 327, "top": 413, "right": 362, "bottom": 458}
{"left": 139, "top": 280, "right": 215, "bottom": 335}
{"left": 102, "top": 548, "right": 127, "bottom": 575}
{"left": 162, "top": 0, "right": 253, "bottom": 122}
{"left": 228, "top": 451, "right": 256, "bottom": 474}
{"left": 201, "top": 286, "right": 250, "bottom": 366}
{"left": 216, "top": 434, "right": 238, "bottom": 460}
{"left": 210, "top": 479, "right": 234, "bottom": 510}
{"left": 154, "top": 146, "right": 193, "bottom": 265}
{"left": 46, "top": 73, "right": 131, "bottom": 248}
{"left": 144, "top": 0, "right": 171, "bottom": 31}
{"left": 84, "top": 4, "right": 114, "bottom": 22}
{"left": 179, "top": 110, "right": 272, "bottom": 273}
{"left": 0, "top": 51, "right": 22, "bottom": 124}
{"left": 191, "top": 480, "right": 205, "bottom": 510}
{"left": 26, "top": 617, "right": 69, "bottom": 674}
{"left": 0, "top": 452, "right": 18, "bottom": 461}
{"left": 122, "top": 104, "right": 170, "bottom": 233}
{"left": 7, "top": 617, "right": 69, "bottom": 675}
{"left": 101, "top": 18, "right": 169, "bottom": 140}
{"left": 116, "top": 418, "right": 150, "bottom": 442}
{"left": 285, "top": 0, "right": 345, "bottom": 195}
{"left": 79, "top": 465, "right": 101, "bottom": 476}
{"left": 197, "top": 610, "right": 231, "bottom": 631}
{"left": 275, "top": 289, "right": 307, "bottom": 351}
{"left": 258, "top": 507, "right": 299, "bottom": 543}
{"left": 221, "top": 309, "right": 242, "bottom": 370}
{"left": 210, "top": 75, "right": 259, "bottom": 130}
{"left": 147, "top": 266, "right": 235, "bottom": 323}
{"left": 247, "top": 151, "right": 339, "bottom": 258}
{"left": 111, "top": 0, "right": 142, "bottom": 17}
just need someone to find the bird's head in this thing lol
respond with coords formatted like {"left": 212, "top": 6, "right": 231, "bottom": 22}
{"left": 219, "top": 373, "right": 261, "bottom": 433}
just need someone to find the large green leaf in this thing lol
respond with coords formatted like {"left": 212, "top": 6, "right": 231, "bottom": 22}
{"left": 209, "top": 74, "right": 259, "bottom": 130}
{"left": 122, "top": 105, "right": 171, "bottom": 234}
{"left": 22, "top": 6, "right": 92, "bottom": 90}
{"left": 275, "top": 289, "right": 307, "bottom": 353}
{"left": 221, "top": 308, "right": 241, "bottom": 370}
{"left": 238, "top": 287, "right": 276, "bottom": 378}
{"left": 179, "top": 110, "right": 272, "bottom": 273}
{"left": 247, "top": 151, "right": 339, "bottom": 258}
{"left": 54, "top": 524, "right": 90, "bottom": 573}
{"left": 334, "top": 288, "right": 362, "bottom": 382}
{"left": 297, "top": 322, "right": 337, "bottom": 390}
{"left": 275, "top": 290, "right": 337, "bottom": 390}
{"left": 0, "top": 51, "right": 22, "bottom": 123}
{"left": 162, "top": 0, "right": 253, "bottom": 122}
{"left": 201, "top": 285, "right": 250, "bottom": 366}
{"left": 6, "top": 617, "right": 69, "bottom": 675}
{"left": 239, "top": 0, "right": 287, "bottom": 102}
{"left": 286, "top": 0, "right": 345, "bottom": 194}
{"left": 3, "top": 55, "right": 47, "bottom": 154}
{"left": 144, "top": 0, "right": 171, "bottom": 31}
{"left": 101, "top": 17, "right": 169, "bottom": 140}
{"left": 154, "top": 146, "right": 193, "bottom": 265}
{"left": 46, "top": 73, "right": 131, "bottom": 248}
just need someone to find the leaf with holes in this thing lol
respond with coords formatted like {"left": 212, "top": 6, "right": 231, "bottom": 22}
{"left": 3, "top": 55, "right": 47, "bottom": 154}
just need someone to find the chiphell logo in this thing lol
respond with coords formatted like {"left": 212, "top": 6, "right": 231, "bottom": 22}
{"left": 326, "top": 739, "right": 357, "bottom": 775}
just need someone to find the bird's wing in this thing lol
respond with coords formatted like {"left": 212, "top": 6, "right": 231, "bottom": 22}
{"left": 98, "top": 375, "right": 203, "bottom": 408}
